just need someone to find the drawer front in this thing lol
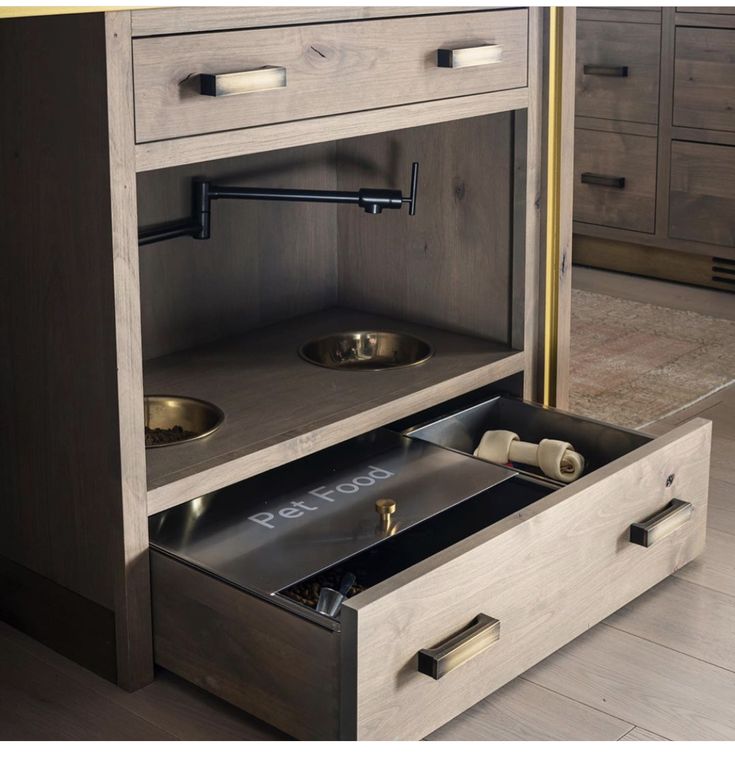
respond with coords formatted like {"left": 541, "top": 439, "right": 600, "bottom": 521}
{"left": 343, "top": 419, "right": 710, "bottom": 740}
{"left": 132, "top": 10, "right": 528, "bottom": 143}
{"left": 576, "top": 19, "right": 661, "bottom": 124}
{"left": 573, "top": 129, "right": 657, "bottom": 233}
{"left": 674, "top": 27, "right": 735, "bottom": 133}
{"left": 669, "top": 140, "right": 735, "bottom": 248}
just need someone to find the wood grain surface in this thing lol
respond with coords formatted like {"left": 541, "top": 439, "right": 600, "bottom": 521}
{"left": 132, "top": 10, "right": 528, "bottom": 143}
{"left": 138, "top": 142, "right": 338, "bottom": 360}
{"left": 336, "top": 114, "right": 512, "bottom": 345}
{"left": 669, "top": 141, "right": 735, "bottom": 249}
{"left": 151, "top": 552, "right": 339, "bottom": 740}
{"left": 0, "top": 12, "right": 151, "bottom": 687}
{"left": 574, "top": 129, "right": 657, "bottom": 233}
{"left": 576, "top": 19, "right": 661, "bottom": 125}
{"left": 144, "top": 307, "right": 524, "bottom": 513}
{"left": 674, "top": 26, "right": 735, "bottom": 133}
{"left": 342, "top": 419, "right": 710, "bottom": 739}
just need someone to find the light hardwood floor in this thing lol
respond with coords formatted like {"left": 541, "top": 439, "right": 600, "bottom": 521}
{"left": 1, "top": 271, "right": 733, "bottom": 741}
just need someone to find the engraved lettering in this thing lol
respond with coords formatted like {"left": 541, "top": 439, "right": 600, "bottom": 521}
{"left": 309, "top": 486, "right": 335, "bottom": 502}
{"left": 368, "top": 465, "right": 394, "bottom": 479}
{"left": 248, "top": 512, "right": 275, "bottom": 529}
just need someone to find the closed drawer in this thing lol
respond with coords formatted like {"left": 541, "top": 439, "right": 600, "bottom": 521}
{"left": 669, "top": 140, "right": 735, "bottom": 248}
{"left": 576, "top": 19, "right": 661, "bottom": 124}
{"left": 150, "top": 395, "right": 710, "bottom": 740}
{"left": 132, "top": 10, "right": 528, "bottom": 143}
{"left": 674, "top": 27, "right": 735, "bottom": 133}
{"left": 574, "top": 129, "right": 657, "bottom": 233}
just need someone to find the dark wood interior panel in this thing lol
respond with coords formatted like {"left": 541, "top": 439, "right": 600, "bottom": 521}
{"left": 674, "top": 26, "right": 735, "bottom": 133}
{"left": 137, "top": 143, "right": 338, "bottom": 360}
{"left": 573, "top": 129, "right": 657, "bottom": 233}
{"left": 576, "top": 19, "right": 661, "bottom": 124}
{"left": 0, "top": 554, "right": 118, "bottom": 682}
{"left": 151, "top": 551, "right": 340, "bottom": 740}
{"left": 336, "top": 114, "right": 513, "bottom": 344}
{"left": 669, "top": 141, "right": 735, "bottom": 248}
{"left": 0, "top": 15, "right": 124, "bottom": 610}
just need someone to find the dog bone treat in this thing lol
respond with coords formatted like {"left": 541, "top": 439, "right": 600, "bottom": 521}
{"left": 474, "top": 430, "right": 585, "bottom": 483}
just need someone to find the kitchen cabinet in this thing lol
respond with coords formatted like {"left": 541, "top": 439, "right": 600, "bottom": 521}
{"left": 0, "top": 6, "right": 711, "bottom": 740}
{"left": 574, "top": 6, "right": 735, "bottom": 291}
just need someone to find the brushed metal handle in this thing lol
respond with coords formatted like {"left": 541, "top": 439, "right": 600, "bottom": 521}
{"left": 581, "top": 172, "right": 626, "bottom": 189}
{"left": 630, "top": 499, "right": 694, "bottom": 548}
{"left": 199, "top": 66, "right": 287, "bottom": 97}
{"left": 437, "top": 44, "right": 503, "bottom": 69}
{"left": 583, "top": 64, "right": 629, "bottom": 77}
{"left": 417, "top": 614, "right": 500, "bottom": 680}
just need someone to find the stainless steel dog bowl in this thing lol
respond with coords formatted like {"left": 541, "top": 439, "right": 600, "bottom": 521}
{"left": 144, "top": 395, "right": 224, "bottom": 448}
{"left": 299, "top": 331, "right": 433, "bottom": 370}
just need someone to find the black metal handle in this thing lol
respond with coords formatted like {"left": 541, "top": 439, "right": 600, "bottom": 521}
{"left": 583, "top": 64, "right": 629, "bottom": 77}
{"left": 581, "top": 172, "right": 626, "bottom": 189}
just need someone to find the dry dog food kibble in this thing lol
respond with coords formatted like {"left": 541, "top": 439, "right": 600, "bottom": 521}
{"left": 145, "top": 425, "right": 196, "bottom": 446}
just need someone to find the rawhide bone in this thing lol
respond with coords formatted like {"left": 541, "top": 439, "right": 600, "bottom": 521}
{"left": 473, "top": 430, "right": 585, "bottom": 483}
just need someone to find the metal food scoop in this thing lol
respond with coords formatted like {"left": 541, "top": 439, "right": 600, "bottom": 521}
{"left": 315, "top": 572, "right": 356, "bottom": 618}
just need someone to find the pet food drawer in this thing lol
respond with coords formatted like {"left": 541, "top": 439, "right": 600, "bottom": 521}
{"left": 149, "top": 399, "right": 710, "bottom": 740}
{"left": 132, "top": 9, "right": 528, "bottom": 143}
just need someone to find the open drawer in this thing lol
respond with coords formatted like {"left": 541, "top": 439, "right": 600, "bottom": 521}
{"left": 149, "top": 395, "right": 711, "bottom": 740}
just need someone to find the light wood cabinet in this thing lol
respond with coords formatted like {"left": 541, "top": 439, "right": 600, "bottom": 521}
{"left": 0, "top": 6, "right": 712, "bottom": 741}
{"left": 574, "top": 6, "right": 735, "bottom": 291}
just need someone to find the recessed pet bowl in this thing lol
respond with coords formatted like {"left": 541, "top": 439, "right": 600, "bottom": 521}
{"left": 299, "top": 331, "right": 433, "bottom": 370}
{"left": 144, "top": 395, "right": 224, "bottom": 448}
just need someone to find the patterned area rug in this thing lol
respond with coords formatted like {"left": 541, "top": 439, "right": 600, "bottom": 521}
{"left": 569, "top": 289, "right": 735, "bottom": 429}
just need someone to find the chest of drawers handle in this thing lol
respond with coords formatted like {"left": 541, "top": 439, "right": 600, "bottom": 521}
{"left": 583, "top": 64, "right": 629, "bottom": 78}
{"left": 199, "top": 66, "right": 287, "bottom": 97}
{"left": 630, "top": 499, "right": 694, "bottom": 548}
{"left": 437, "top": 43, "right": 503, "bottom": 69}
{"left": 417, "top": 613, "right": 500, "bottom": 680}
{"left": 581, "top": 172, "right": 626, "bottom": 189}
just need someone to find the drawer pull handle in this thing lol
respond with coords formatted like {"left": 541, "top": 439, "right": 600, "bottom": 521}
{"left": 583, "top": 64, "right": 629, "bottom": 77}
{"left": 417, "top": 614, "right": 500, "bottom": 680}
{"left": 581, "top": 172, "right": 626, "bottom": 189}
{"left": 199, "top": 66, "right": 287, "bottom": 97}
{"left": 630, "top": 499, "right": 694, "bottom": 548}
{"left": 437, "top": 44, "right": 503, "bottom": 69}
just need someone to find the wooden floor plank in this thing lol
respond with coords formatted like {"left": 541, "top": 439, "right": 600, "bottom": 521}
{"left": 0, "top": 632, "right": 174, "bottom": 741}
{"left": 710, "top": 436, "right": 735, "bottom": 486}
{"left": 675, "top": 528, "right": 735, "bottom": 598}
{"left": 707, "top": 478, "right": 735, "bottom": 536}
{"left": 605, "top": 576, "right": 735, "bottom": 672}
{"left": 426, "top": 676, "right": 632, "bottom": 741}
{"left": 620, "top": 727, "right": 670, "bottom": 741}
{"left": 0, "top": 621, "right": 285, "bottom": 741}
{"left": 523, "top": 625, "right": 735, "bottom": 741}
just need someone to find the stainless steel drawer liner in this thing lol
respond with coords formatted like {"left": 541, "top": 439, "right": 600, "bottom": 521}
{"left": 149, "top": 428, "right": 514, "bottom": 598}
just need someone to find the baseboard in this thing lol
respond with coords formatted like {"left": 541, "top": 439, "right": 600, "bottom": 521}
{"left": 573, "top": 235, "right": 735, "bottom": 293}
{"left": 0, "top": 553, "right": 117, "bottom": 682}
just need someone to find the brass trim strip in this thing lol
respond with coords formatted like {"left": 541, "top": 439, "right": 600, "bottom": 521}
{"left": 543, "top": 7, "right": 564, "bottom": 407}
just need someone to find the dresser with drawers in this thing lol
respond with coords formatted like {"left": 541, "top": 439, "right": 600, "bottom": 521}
{"left": 0, "top": 6, "right": 712, "bottom": 740}
{"left": 574, "top": 6, "right": 735, "bottom": 291}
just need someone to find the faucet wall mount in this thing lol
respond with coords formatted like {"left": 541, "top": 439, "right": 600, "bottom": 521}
{"left": 138, "top": 161, "right": 419, "bottom": 246}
